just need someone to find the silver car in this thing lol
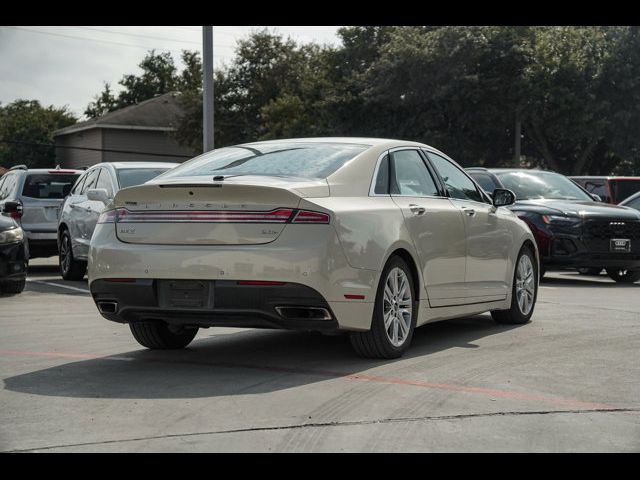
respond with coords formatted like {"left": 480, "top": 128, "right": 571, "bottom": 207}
{"left": 0, "top": 166, "right": 81, "bottom": 258}
{"left": 58, "top": 162, "right": 178, "bottom": 280}
{"left": 88, "top": 138, "right": 538, "bottom": 359}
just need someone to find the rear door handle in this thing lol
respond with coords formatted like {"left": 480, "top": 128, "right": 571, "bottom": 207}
{"left": 409, "top": 204, "right": 426, "bottom": 215}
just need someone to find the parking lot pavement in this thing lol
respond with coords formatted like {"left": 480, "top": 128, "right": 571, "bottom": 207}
{"left": 1, "top": 258, "right": 639, "bottom": 452}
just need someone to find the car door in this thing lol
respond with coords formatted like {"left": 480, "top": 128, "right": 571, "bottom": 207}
{"left": 72, "top": 167, "right": 99, "bottom": 258}
{"left": 387, "top": 148, "right": 468, "bottom": 306}
{"left": 426, "top": 151, "right": 511, "bottom": 300}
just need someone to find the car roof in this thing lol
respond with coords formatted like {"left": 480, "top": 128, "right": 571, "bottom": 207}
{"left": 237, "top": 137, "right": 434, "bottom": 149}
{"left": 97, "top": 162, "right": 180, "bottom": 170}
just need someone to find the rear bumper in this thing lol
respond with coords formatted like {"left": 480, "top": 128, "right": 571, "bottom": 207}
{"left": 90, "top": 279, "right": 340, "bottom": 331}
{"left": 88, "top": 223, "right": 378, "bottom": 331}
{"left": 0, "top": 241, "right": 28, "bottom": 281}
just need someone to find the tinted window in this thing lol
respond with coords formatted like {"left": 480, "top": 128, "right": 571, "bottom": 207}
{"left": 95, "top": 168, "right": 114, "bottom": 197}
{"left": 428, "top": 153, "right": 483, "bottom": 202}
{"left": 21, "top": 173, "right": 79, "bottom": 199}
{"left": 117, "top": 168, "right": 172, "bottom": 189}
{"left": 0, "top": 174, "right": 15, "bottom": 200}
{"left": 470, "top": 172, "right": 498, "bottom": 193}
{"left": 391, "top": 150, "right": 439, "bottom": 196}
{"left": 581, "top": 181, "right": 609, "bottom": 202}
{"left": 71, "top": 172, "right": 87, "bottom": 195}
{"left": 611, "top": 180, "right": 640, "bottom": 203}
{"left": 158, "top": 142, "right": 370, "bottom": 180}
{"left": 374, "top": 155, "right": 390, "bottom": 194}
{"left": 497, "top": 171, "right": 592, "bottom": 201}
{"left": 80, "top": 169, "right": 99, "bottom": 195}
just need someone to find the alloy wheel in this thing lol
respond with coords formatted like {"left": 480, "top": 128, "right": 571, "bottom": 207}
{"left": 515, "top": 254, "right": 535, "bottom": 315}
{"left": 382, "top": 267, "right": 413, "bottom": 347}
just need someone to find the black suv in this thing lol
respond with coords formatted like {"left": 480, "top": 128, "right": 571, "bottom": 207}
{"left": 0, "top": 214, "right": 27, "bottom": 293}
{"left": 467, "top": 168, "right": 640, "bottom": 283}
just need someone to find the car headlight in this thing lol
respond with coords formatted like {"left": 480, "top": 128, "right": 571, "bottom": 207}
{"left": 0, "top": 227, "right": 24, "bottom": 244}
{"left": 541, "top": 214, "right": 581, "bottom": 225}
{"left": 0, "top": 226, "right": 24, "bottom": 244}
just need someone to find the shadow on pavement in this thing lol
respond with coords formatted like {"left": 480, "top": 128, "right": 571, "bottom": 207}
{"left": 3, "top": 315, "right": 519, "bottom": 400}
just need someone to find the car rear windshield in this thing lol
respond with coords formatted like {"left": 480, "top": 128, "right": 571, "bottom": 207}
{"left": 157, "top": 142, "right": 370, "bottom": 180}
{"left": 611, "top": 180, "right": 640, "bottom": 203}
{"left": 21, "top": 174, "right": 80, "bottom": 199}
{"left": 117, "top": 168, "right": 173, "bottom": 189}
{"left": 496, "top": 171, "right": 592, "bottom": 201}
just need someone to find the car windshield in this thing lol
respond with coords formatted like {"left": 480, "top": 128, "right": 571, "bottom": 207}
{"left": 21, "top": 173, "right": 80, "bottom": 199}
{"left": 117, "top": 168, "right": 173, "bottom": 189}
{"left": 496, "top": 171, "right": 592, "bottom": 201}
{"left": 157, "top": 142, "right": 370, "bottom": 180}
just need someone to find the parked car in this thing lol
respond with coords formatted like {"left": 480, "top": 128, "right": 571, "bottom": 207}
{"left": 619, "top": 190, "right": 640, "bottom": 212}
{"left": 0, "top": 166, "right": 81, "bottom": 258}
{"left": 58, "top": 162, "right": 178, "bottom": 280}
{"left": 88, "top": 138, "right": 538, "bottom": 359}
{"left": 467, "top": 168, "right": 640, "bottom": 283}
{"left": 0, "top": 215, "right": 27, "bottom": 294}
{"left": 570, "top": 176, "right": 640, "bottom": 204}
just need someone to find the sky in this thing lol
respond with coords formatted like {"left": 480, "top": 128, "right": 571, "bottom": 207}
{"left": 0, "top": 26, "right": 343, "bottom": 119}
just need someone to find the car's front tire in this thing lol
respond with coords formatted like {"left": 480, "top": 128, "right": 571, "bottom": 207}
{"left": 606, "top": 268, "right": 640, "bottom": 284}
{"left": 59, "top": 229, "right": 87, "bottom": 281}
{"left": 130, "top": 321, "right": 199, "bottom": 349}
{"left": 1, "top": 279, "right": 26, "bottom": 294}
{"left": 492, "top": 245, "right": 538, "bottom": 325}
{"left": 350, "top": 256, "right": 417, "bottom": 359}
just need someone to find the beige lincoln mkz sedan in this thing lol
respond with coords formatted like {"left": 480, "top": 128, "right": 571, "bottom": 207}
{"left": 88, "top": 138, "right": 539, "bottom": 358}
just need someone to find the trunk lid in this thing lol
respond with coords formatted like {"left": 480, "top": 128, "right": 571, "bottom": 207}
{"left": 112, "top": 176, "right": 329, "bottom": 245}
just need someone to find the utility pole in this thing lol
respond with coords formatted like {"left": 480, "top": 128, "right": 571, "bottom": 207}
{"left": 514, "top": 112, "right": 522, "bottom": 167}
{"left": 202, "top": 26, "right": 214, "bottom": 152}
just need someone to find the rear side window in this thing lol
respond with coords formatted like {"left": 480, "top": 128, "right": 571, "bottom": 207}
{"left": 391, "top": 150, "right": 439, "bottom": 197}
{"left": 373, "top": 155, "right": 390, "bottom": 194}
{"left": 611, "top": 180, "right": 640, "bottom": 203}
{"left": 80, "top": 169, "right": 99, "bottom": 195}
{"left": 21, "top": 174, "right": 79, "bottom": 199}
{"left": 71, "top": 172, "right": 87, "bottom": 195}
{"left": 0, "top": 173, "right": 17, "bottom": 200}
{"left": 95, "top": 168, "right": 115, "bottom": 197}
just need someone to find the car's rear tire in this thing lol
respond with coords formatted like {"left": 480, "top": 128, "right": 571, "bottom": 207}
{"left": 59, "top": 229, "right": 87, "bottom": 281}
{"left": 606, "top": 268, "right": 640, "bottom": 283}
{"left": 1, "top": 279, "right": 26, "bottom": 294}
{"left": 130, "top": 321, "right": 199, "bottom": 349}
{"left": 350, "top": 256, "right": 417, "bottom": 359}
{"left": 492, "top": 245, "right": 538, "bottom": 325}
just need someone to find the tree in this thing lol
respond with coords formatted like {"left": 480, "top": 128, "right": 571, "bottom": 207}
{"left": 0, "top": 100, "right": 77, "bottom": 168}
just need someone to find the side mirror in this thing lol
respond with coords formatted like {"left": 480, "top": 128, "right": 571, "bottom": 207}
{"left": 87, "top": 188, "right": 110, "bottom": 204}
{"left": 590, "top": 193, "right": 602, "bottom": 202}
{"left": 2, "top": 201, "right": 23, "bottom": 214}
{"left": 492, "top": 188, "right": 516, "bottom": 207}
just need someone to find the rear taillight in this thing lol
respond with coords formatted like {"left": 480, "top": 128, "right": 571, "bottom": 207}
{"left": 9, "top": 211, "right": 22, "bottom": 220}
{"left": 97, "top": 208, "right": 330, "bottom": 224}
{"left": 97, "top": 209, "right": 119, "bottom": 224}
{"left": 291, "top": 210, "right": 330, "bottom": 224}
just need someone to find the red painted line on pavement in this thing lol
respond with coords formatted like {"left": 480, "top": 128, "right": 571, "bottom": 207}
{"left": 0, "top": 349, "right": 616, "bottom": 411}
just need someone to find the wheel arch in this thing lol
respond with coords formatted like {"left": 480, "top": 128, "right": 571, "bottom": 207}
{"left": 383, "top": 245, "right": 422, "bottom": 300}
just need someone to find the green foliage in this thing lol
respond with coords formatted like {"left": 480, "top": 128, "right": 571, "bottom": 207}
{"left": 0, "top": 100, "right": 76, "bottom": 168}
{"left": 86, "top": 27, "right": 640, "bottom": 174}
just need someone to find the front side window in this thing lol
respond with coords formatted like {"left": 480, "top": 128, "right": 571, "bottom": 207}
{"left": 391, "top": 150, "right": 439, "bottom": 197}
{"left": 95, "top": 168, "right": 114, "bottom": 197}
{"left": 21, "top": 173, "right": 79, "bottom": 199}
{"left": 80, "top": 169, "right": 99, "bottom": 195}
{"left": 427, "top": 152, "right": 483, "bottom": 203}
{"left": 157, "top": 142, "right": 370, "bottom": 180}
{"left": 470, "top": 172, "right": 499, "bottom": 194}
{"left": 71, "top": 172, "right": 88, "bottom": 195}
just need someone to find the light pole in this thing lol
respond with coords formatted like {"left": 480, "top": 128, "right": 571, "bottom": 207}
{"left": 202, "top": 26, "right": 214, "bottom": 152}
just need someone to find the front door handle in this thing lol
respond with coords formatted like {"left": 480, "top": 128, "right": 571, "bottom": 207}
{"left": 463, "top": 208, "right": 476, "bottom": 216}
{"left": 409, "top": 204, "right": 426, "bottom": 215}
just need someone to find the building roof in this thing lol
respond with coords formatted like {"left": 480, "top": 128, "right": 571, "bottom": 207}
{"left": 54, "top": 92, "right": 184, "bottom": 137}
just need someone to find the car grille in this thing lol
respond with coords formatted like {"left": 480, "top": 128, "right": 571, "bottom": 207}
{"left": 583, "top": 219, "right": 640, "bottom": 253}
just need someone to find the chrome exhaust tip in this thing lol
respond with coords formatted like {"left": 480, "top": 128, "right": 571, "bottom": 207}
{"left": 97, "top": 301, "right": 118, "bottom": 314}
{"left": 275, "top": 306, "right": 332, "bottom": 321}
